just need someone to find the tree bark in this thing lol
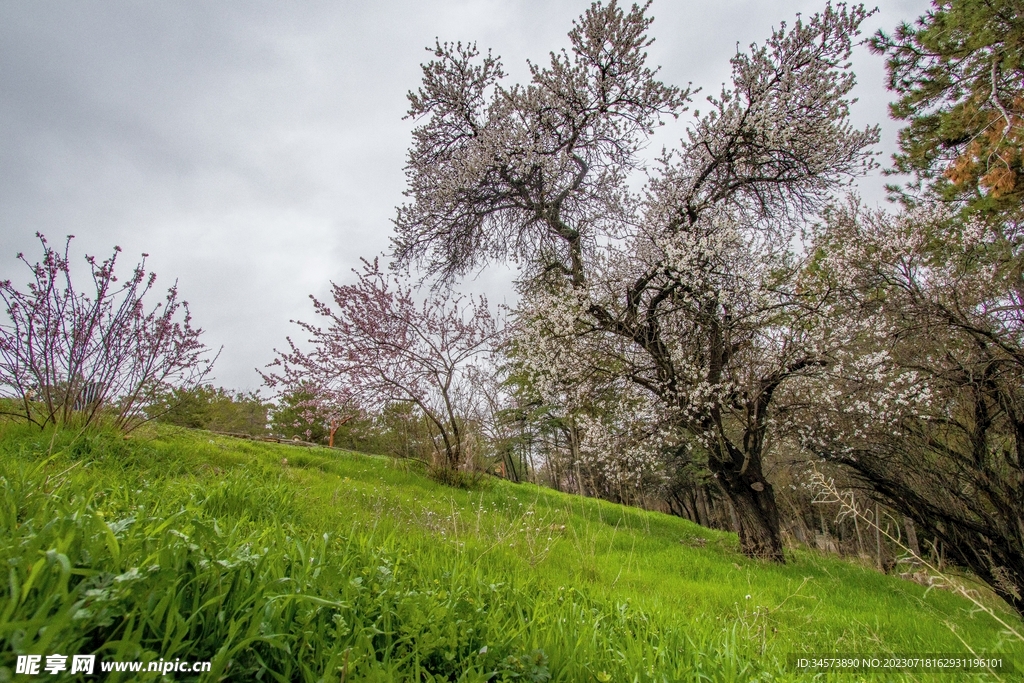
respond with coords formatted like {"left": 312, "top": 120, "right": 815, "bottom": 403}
{"left": 327, "top": 414, "right": 354, "bottom": 449}
{"left": 710, "top": 459, "right": 786, "bottom": 562}
{"left": 875, "top": 503, "right": 883, "bottom": 571}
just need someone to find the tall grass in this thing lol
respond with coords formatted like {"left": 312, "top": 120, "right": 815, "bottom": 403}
{"left": 1, "top": 424, "right": 1021, "bottom": 681}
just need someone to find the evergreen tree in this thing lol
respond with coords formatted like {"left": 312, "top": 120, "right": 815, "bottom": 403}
{"left": 871, "top": 0, "right": 1024, "bottom": 217}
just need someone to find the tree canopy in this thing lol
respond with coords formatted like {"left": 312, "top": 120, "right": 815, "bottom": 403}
{"left": 394, "top": 0, "right": 878, "bottom": 561}
{"left": 871, "top": 0, "right": 1024, "bottom": 216}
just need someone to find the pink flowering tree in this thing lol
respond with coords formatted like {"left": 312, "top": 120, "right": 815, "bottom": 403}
{"left": 0, "top": 234, "right": 214, "bottom": 430}
{"left": 264, "top": 258, "right": 498, "bottom": 472}
{"left": 392, "top": 1, "right": 877, "bottom": 560}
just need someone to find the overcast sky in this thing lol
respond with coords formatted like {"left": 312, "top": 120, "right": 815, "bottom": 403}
{"left": 0, "top": 0, "right": 930, "bottom": 392}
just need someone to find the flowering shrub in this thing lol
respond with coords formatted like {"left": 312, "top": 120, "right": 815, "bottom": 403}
{"left": 0, "top": 234, "right": 214, "bottom": 430}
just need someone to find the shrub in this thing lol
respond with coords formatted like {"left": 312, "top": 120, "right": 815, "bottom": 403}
{"left": 0, "top": 234, "right": 214, "bottom": 430}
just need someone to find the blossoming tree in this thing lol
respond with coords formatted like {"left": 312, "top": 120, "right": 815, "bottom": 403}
{"left": 392, "top": 1, "right": 878, "bottom": 560}
{"left": 792, "top": 203, "right": 1024, "bottom": 615}
{"left": 264, "top": 258, "right": 498, "bottom": 473}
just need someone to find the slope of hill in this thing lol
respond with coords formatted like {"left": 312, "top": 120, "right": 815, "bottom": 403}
{"left": 1, "top": 423, "right": 1021, "bottom": 681}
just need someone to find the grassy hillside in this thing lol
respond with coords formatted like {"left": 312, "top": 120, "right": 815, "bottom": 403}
{"left": 1, "top": 423, "right": 1021, "bottom": 681}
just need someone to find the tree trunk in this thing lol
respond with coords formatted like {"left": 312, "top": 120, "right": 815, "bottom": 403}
{"left": 711, "top": 459, "right": 785, "bottom": 562}
{"left": 875, "top": 503, "right": 883, "bottom": 571}
{"left": 328, "top": 415, "right": 353, "bottom": 449}
{"left": 695, "top": 486, "right": 711, "bottom": 528}
{"left": 779, "top": 490, "right": 810, "bottom": 545}
{"left": 902, "top": 516, "right": 921, "bottom": 557}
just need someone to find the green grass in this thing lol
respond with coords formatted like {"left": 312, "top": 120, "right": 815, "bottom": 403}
{"left": 0, "top": 423, "right": 1021, "bottom": 681}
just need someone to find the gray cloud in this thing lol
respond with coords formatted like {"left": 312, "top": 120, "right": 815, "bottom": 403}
{"left": 0, "top": 0, "right": 930, "bottom": 391}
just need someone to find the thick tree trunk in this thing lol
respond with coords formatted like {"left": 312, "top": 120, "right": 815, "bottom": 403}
{"left": 710, "top": 458, "right": 786, "bottom": 562}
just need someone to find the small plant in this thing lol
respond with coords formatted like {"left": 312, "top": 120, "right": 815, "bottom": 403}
{"left": 0, "top": 233, "right": 214, "bottom": 430}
